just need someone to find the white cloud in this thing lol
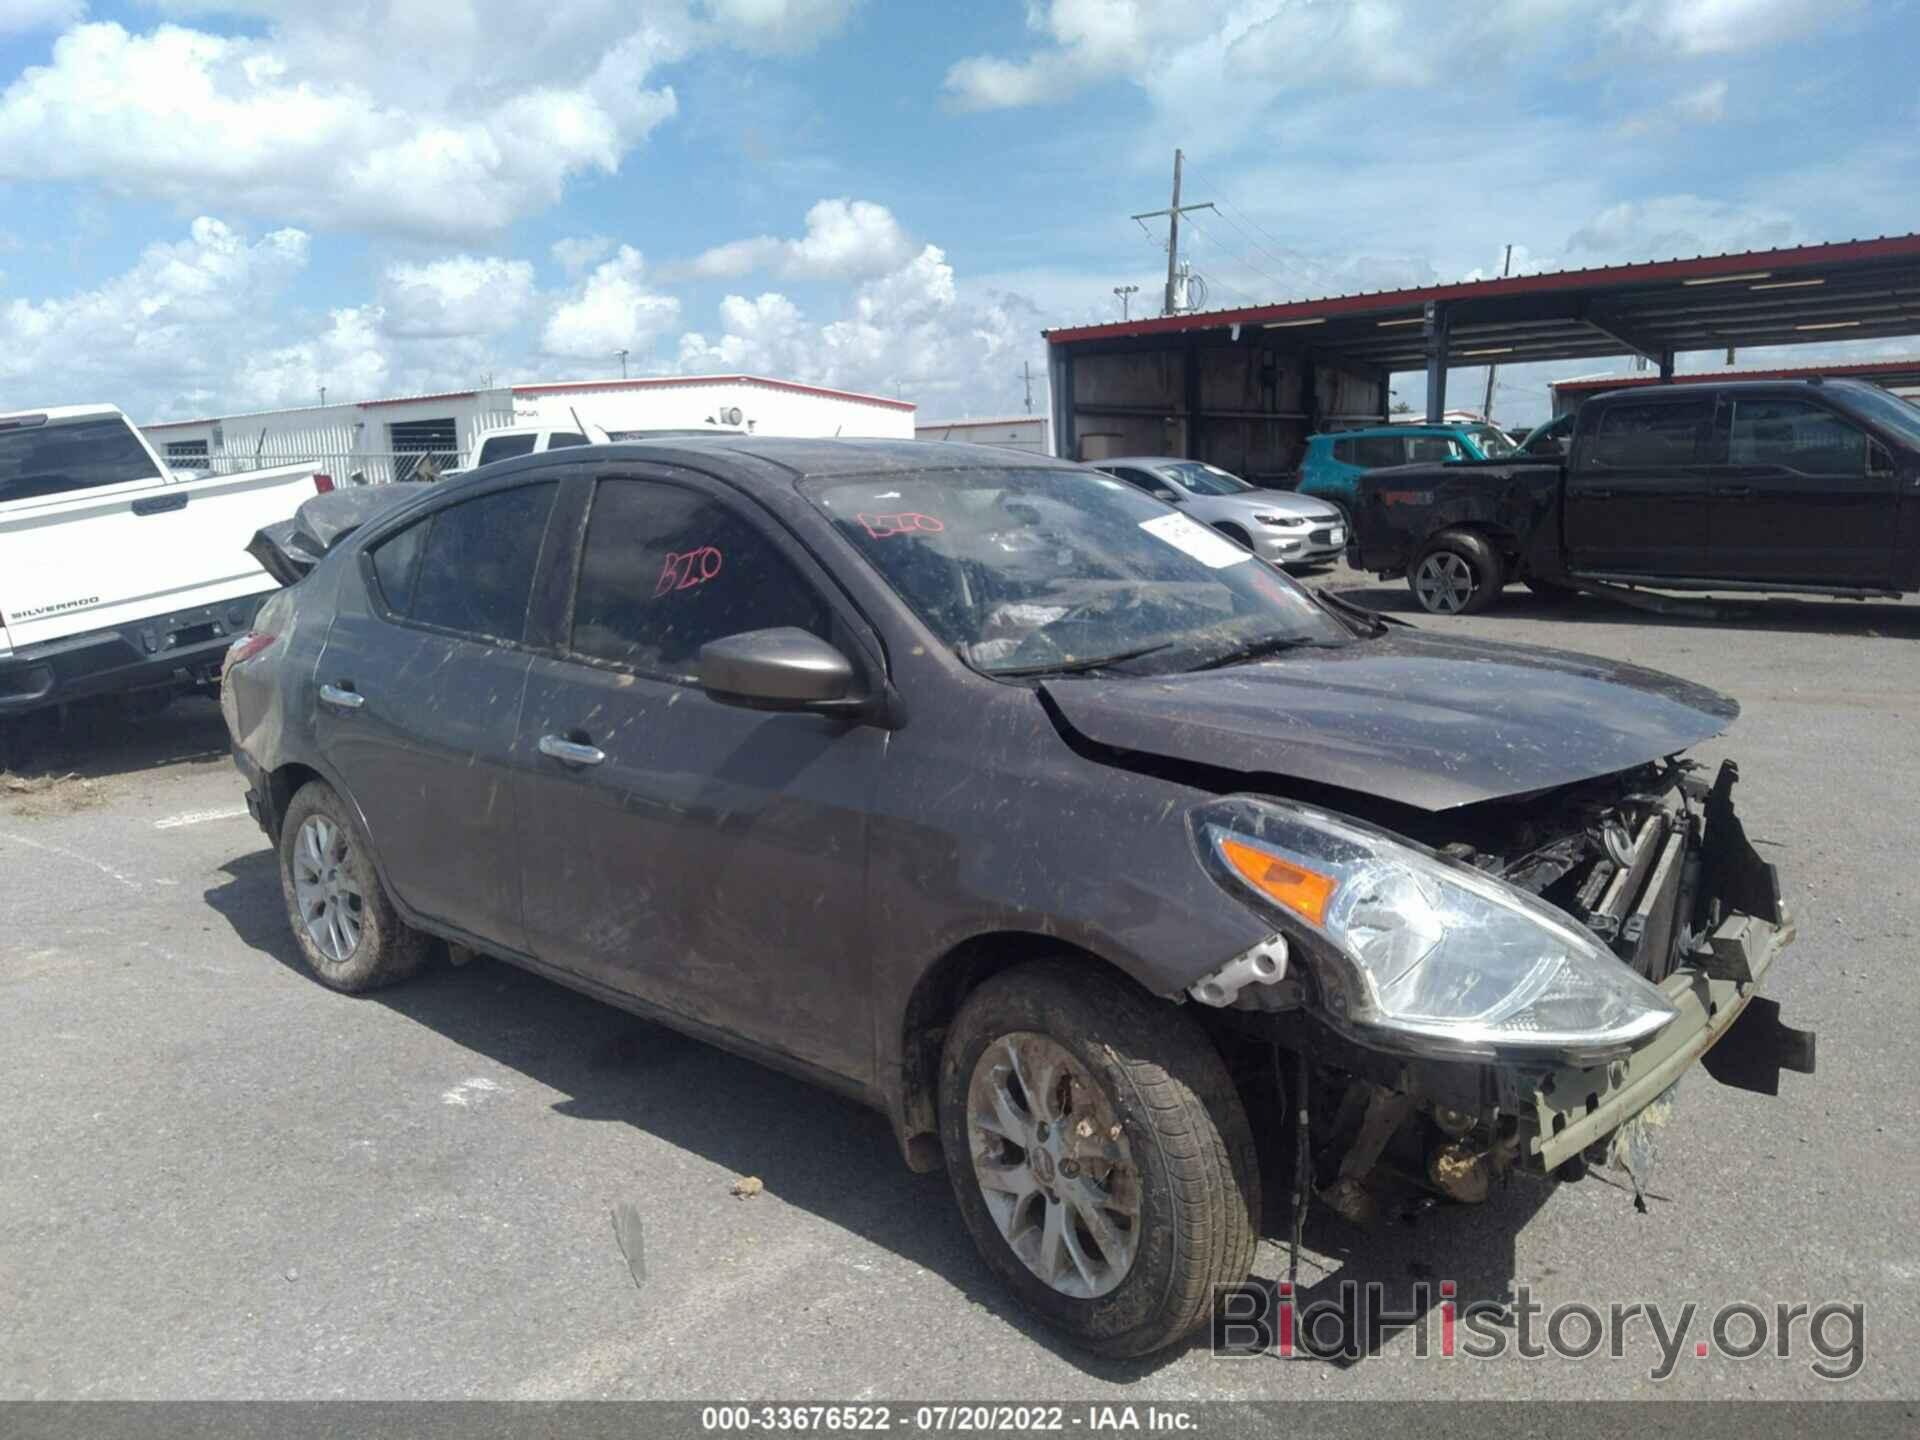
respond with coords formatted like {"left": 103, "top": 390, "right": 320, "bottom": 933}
{"left": 676, "top": 234, "right": 1046, "bottom": 411}
{"left": 379, "top": 256, "right": 535, "bottom": 339}
{"left": 551, "top": 235, "right": 615, "bottom": 275}
{"left": 0, "top": 216, "right": 310, "bottom": 416}
{"left": 945, "top": 0, "right": 1584, "bottom": 113}
{"left": 1606, "top": 0, "right": 1858, "bottom": 54}
{"left": 679, "top": 197, "right": 913, "bottom": 281}
{"left": 229, "top": 307, "right": 391, "bottom": 413}
{"left": 541, "top": 245, "right": 682, "bottom": 358}
{"left": 0, "top": 0, "right": 83, "bottom": 35}
{"left": 0, "top": 3, "right": 865, "bottom": 237}
{"left": 701, "top": 0, "right": 861, "bottom": 52}
{"left": 1565, "top": 194, "right": 1802, "bottom": 260}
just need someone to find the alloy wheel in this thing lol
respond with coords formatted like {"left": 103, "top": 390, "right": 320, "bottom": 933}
{"left": 292, "top": 814, "right": 365, "bottom": 962}
{"left": 966, "top": 1032, "right": 1141, "bottom": 1299}
{"left": 1414, "top": 551, "right": 1475, "bottom": 614}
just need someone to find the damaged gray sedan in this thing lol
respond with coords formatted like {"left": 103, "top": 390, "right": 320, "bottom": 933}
{"left": 222, "top": 439, "right": 1814, "bottom": 1357}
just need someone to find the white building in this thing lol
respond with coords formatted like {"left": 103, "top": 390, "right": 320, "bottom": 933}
{"left": 915, "top": 415, "right": 1053, "bottom": 456}
{"left": 142, "top": 374, "right": 917, "bottom": 483}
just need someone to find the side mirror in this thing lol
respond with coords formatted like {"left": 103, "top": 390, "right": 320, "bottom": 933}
{"left": 697, "top": 627, "right": 857, "bottom": 712}
{"left": 1868, "top": 440, "right": 1895, "bottom": 478}
{"left": 1152, "top": 488, "right": 1180, "bottom": 503}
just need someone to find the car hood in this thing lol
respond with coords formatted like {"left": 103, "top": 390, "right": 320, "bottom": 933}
{"left": 1040, "top": 628, "right": 1738, "bottom": 812}
{"left": 1197, "top": 491, "right": 1339, "bottom": 522}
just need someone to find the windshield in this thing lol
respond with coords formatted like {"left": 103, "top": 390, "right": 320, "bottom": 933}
{"left": 1838, "top": 384, "right": 1920, "bottom": 447}
{"left": 805, "top": 467, "right": 1352, "bottom": 675}
{"left": 1467, "top": 424, "right": 1519, "bottom": 457}
{"left": 1157, "top": 461, "right": 1254, "bottom": 496}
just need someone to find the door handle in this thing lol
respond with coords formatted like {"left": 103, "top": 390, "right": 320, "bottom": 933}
{"left": 1715, "top": 485, "right": 1755, "bottom": 499}
{"left": 538, "top": 733, "right": 606, "bottom": 767}
{"left": 318, "top": 683, "right": 365, "bottom": 711}
{"left": 1580, "top": 488, "right": 1616, "bottom": 500}
{"left": 132, "top": 492, "right": 190, "bottom": 516}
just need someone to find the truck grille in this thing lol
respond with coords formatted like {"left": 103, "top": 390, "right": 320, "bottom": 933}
{"left": 1310, "top": 528, "right": 1333, "bottom": 545}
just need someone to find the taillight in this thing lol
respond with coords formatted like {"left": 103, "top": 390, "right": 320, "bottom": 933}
{"left": 222, "top": 631, "right": 277, "bottom": 678}
{"left": 313, "top": 472, "right": 335, "bottom": 494}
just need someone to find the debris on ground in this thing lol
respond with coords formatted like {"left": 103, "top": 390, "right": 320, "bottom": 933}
{"left": 1, "top": 771, "right": 107, "bottom": 819}
{"left": 730, "top": 1176, "right": 764, "bottom": 1200}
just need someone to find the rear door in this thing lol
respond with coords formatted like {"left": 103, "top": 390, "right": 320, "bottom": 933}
{"left": 515, "top": 466, "right": 883, "bottom": 1081}
{"left": 1706, "top": 394, "right": 1896, "bottom": 584}
{"left": 313, "top": 478, "right": 561, "bottom": 952}
{"left": 1563, "top": 396, "right": 1717, "bottom": 575}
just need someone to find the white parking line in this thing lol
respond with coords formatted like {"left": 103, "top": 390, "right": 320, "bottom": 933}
{"left": 154, "top": 805, "right": 250, "bottom": 830}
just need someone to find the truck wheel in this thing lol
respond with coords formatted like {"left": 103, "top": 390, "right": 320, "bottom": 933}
{"left": 278, "top": 779, "right": 429, "bottom": 993}
{"left": 1410, "top": 531, "right": 1504, "bottom": 615}
{"left": 938, "top": 961, "right": 1260, "bottom": 1358}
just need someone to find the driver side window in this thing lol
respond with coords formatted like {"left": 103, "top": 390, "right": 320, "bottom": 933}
{"left": 568, "top": 479, "right": 831, "bottom": 681}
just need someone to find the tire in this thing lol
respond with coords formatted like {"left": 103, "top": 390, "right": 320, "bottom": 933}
{"left": 1408, "top": 530, "right": 1504, "bottom": 615}
{"left": 938, "top": 960, "right": 1260, "bottom": 1358}
{"left": 1212, "top": 522, "right": 1253, "bottom": 550}
{"left": 278, "top": 779, "right": 429, "bottom": 992}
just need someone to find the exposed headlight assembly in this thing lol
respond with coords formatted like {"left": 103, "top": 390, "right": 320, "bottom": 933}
{"left": 1254, "top": 513, "right": 1307, "bottom": 527}
{"left": 1189, "top": 796, "right": 1677, "bottom": 1062}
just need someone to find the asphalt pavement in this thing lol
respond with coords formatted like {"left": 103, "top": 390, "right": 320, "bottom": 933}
{"left": 3, "top": 569, "right": 1917, "bottom": 1400}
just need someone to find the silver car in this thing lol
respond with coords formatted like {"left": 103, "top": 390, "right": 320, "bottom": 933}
{"left": 1093, "top": 457, "right": 1347, "bottom": 568}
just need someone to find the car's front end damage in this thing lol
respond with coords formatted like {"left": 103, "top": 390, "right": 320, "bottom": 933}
{"left": 1179, "top": 755, "right": 1814, "bottom": 1219}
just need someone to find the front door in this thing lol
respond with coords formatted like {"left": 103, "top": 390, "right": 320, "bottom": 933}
{"left": 515, "top": 471, "right": 883, "bottom": 1083}
{"left": 1706, "top": 394, "right": 1898, "bottom": 584}
{"left": 313, "top": 480, "right": 559, "bottom": 951}
{"left": 1563, "top": 395, "right": 1717, "bottom": 576}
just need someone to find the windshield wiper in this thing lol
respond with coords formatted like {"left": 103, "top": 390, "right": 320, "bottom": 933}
{"left": 986, "top": 640, "right": 1175, "bottom": 677}
{"left": 1187, "top": 634, "right": 1339, "bottom": 672}
{"left": 1312, "top": 586, "right": 1396, "bottom": 635}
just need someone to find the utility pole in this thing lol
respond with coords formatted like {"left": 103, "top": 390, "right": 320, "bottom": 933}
{"left": 318, "top": 385, "right": 327, "bottom": 406}
{"left": 1015, "top": 361, "right": 1035, "bottom": 414}
{"left": 1131, "top": 148, "right": 1214, "bottom": 316}
{"left": 616, "top": 349, "right": 630, "bottom": 379}
{"left": 1480, "top": 243, "right": 1512, "bottom": 421}
{"left": 1113, "top": 284, "right": 1139, "bottom": 320}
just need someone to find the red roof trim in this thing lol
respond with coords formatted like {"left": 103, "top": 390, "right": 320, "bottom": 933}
{"left": 358, "top": 390, "right": 480, "bottom": 409}
{"left": 1551, "top": 357, "right": 1920, "bottom": 395}
{"left": 1043, "top": 233, "right": 1920, "bottom": 346}
{"left": 510, "top": 373, "right": 916, "bottom": 412}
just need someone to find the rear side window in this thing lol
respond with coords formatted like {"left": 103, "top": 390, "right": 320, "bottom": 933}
{"left": 370, "top": 482, "right": 557, "bottom": 642}
{"left": 569, "top": 479, "right": 829, "bottom": 679}
{"left": 1406, "top": 435, "right": 1465, "bottom": 463}
{"left": 1588, "top": 401, "right": 1715, "bottom": 467}
{"left": 475, "top": 433, "right": 537, "bottom": 466}
{"left": 1351, "top": 435, "right": 1408, "bottom": 468}
{"left": 546, "top": 432, "right": 590, "bottom": 450}
{"left": 0, "top": 415, "right": 161, "bottom": 503}
{"left": 1728, "top": 399, "right": 1866, "bottom": 476}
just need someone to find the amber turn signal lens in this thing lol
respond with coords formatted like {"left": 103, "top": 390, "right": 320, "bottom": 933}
{"left": 1217, "top": 836, "right": 1339, "bottom": 926}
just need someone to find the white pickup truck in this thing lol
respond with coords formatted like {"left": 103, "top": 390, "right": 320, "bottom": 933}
{"left": 0, "top": 404, "right": 334, "bottom": 720}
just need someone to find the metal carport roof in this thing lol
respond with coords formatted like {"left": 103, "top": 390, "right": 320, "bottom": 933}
{"left": 1044, "top": 233, "right": 1920, "bottom": 419}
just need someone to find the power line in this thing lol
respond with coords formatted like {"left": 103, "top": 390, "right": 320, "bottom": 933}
{"left": 1179, "top": 160, "right": 1301, "bottom": 270}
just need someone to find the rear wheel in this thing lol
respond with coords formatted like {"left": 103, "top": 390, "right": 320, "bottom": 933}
{"left": 1409, "top": 531, "right": 1504, "bottom": 615}
{"left": 278, "top": 779, "right": 429, "bottom": 992}
{"left": 938, "top": 961, "right": 1260, "bottom": 1357}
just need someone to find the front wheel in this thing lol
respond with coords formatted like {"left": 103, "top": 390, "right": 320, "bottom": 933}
{"left": 938, "top": 961, "right": 1260, "bottom": 1357}
{"left": 1409, "top": 531, "right": 1504, "bottom": 615}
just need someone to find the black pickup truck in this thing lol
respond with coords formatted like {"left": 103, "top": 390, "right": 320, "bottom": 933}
{"left": 1347, "top": 377, "right": 1920, "bottom": 614}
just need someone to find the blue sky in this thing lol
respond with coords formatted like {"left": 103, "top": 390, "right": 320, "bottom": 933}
{"left": 0, "top": 0, "right": 1913, "bottom": 427}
